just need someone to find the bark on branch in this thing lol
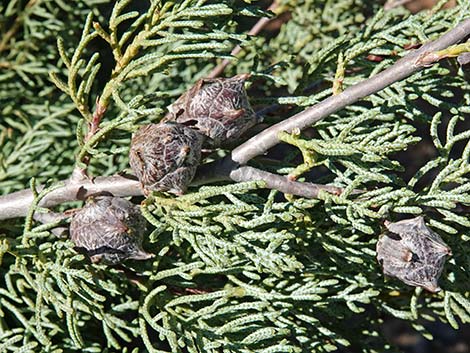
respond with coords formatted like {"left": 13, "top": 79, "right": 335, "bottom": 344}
{"left": 0, "top": 169, "right": 340, "bottom": 220}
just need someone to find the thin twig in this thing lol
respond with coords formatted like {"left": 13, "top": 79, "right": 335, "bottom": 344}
{"left": 0, "top": 175, "right": 142, "bottom": 220}
{"left": 0, "top": 167, "right": 341, "bottom": 220}
{"left": 206, "top": 1, "right": 279, "bottom": 79}
{"left": 71, "top": 100, "right": 107, "bottom": 181}
{"left": 190, "top": 158, "right": 344, "bottom": 198}
{"left": 229, "top": 166, "right": 342, "bottom": 197}
{"left": 384, "top": 0, "right": 414, "bottom": 10}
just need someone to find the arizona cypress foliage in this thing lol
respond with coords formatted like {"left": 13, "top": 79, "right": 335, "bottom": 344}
{"left": 1, "top": 0, "right": 470, "bottom": 352}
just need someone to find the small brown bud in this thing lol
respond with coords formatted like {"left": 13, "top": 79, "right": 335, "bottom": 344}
{"left": 69, "top": 196, "right": 153, "bottom": 264}
{"left": 377, "top": 216, "right": 451, "bottom": 292}
{"left": 164, "top": 74, "right": 259, "bottom": 147}
{"left": 129, "top": 122, "right": 204, "bottom": 195}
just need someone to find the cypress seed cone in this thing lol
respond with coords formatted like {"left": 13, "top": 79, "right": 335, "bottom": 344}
{"left": 129, "top": 122, "right": 204, "bottom": 195}
{"left": 164, "top": 73, "right": 259, "bottom": 147}
{"left": 70, "top": 196, "right": 153, "bottom": 264}
{"left": 377, "top": 216, "right": 451, "bottom": 292}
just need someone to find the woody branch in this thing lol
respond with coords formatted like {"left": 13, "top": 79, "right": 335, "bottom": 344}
{"left": 0, "top": 18, "right": 469, "bottom": 220}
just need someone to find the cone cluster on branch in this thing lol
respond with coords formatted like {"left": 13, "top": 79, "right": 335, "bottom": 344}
{"left": 130, "top": 73, "right": 258, "bottom": 195}
{"left": 70, "top": 75, "right": 257, "bottom": 263}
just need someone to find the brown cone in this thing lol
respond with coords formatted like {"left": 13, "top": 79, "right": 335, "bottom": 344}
{"left": 377, "top": 216, "right": 451, "bottom": 292}
{"left": 164, "top": 74, "right": 259, "bottom": 147}
{"left": 70, "top": 196, "right": 153, "bottom": 264}
{"left": 129, "top": 122, "right": 204, "bottom": 195}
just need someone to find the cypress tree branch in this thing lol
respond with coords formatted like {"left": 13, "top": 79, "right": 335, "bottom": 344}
{"left": 229, "top": 18, "right": 470, "bottom": 165}
{"left": 0, "top": 167, "right": 341, "bottom": 220}
{"left": 1, "top": 18, "right": 469, "bottom": 221}
{"left": 4, "top": 3, "right": 470, "bottom": 348}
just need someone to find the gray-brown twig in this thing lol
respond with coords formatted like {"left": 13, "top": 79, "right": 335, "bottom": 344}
{"left": 384, "top": 0, "right": 414, "bottom": 10}
{"left": 0, "top": 169, "right": 340, "bottom": 220}
{"left": 0, "top": 175, "right": 142, "bottom": 220}
{"left": 229, "top": 166, "right": 343, "bottom": 197}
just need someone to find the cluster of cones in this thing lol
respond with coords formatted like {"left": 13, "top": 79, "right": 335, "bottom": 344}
{"left": 129, "top": 73, "right": 259, "bottom": 195}
{"left": 70, "top": 74, "right": 259, "bottom": 264}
